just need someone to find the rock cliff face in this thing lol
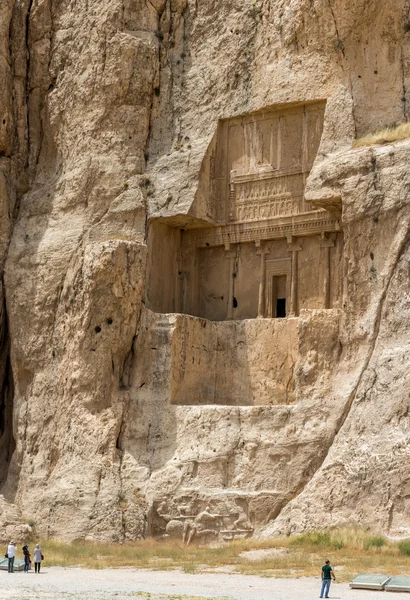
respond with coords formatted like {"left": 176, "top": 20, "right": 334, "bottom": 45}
{"left": 0, "top": 0, "right": 410, "bottom": 541}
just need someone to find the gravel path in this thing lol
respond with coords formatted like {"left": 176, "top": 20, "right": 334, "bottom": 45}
{"left": 0, "top": 567, "right": 391, "bottom": 600}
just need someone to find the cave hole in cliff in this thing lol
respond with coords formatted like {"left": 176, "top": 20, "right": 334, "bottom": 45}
{"left": 0, "top": 353, "right": 15, "bottom": 489}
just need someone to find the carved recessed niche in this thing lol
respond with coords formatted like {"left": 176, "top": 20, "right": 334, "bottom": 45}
{"left": 147, "top": 101, "right": 343, "bottom": 321}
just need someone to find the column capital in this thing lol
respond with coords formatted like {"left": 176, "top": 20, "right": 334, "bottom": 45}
{"left": 287, "top": 242, "right": 302, "bottom": 252}
{"left": 319, "top": 232, "right": 335, "bottom": 248}
{"left": 256, "top": 242, "right": 270, "bottom": 256}
{"left": 287, "top": 235, "right": 302, "bottom": 252}
{"left": 224, "top": 242, "right": 236, "bottom": 259}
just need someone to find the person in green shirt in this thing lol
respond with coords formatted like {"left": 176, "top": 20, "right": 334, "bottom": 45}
{"left": 320, "top": 559, "right": 336, "bottom": 598}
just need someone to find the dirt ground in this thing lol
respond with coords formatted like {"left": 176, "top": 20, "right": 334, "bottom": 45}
{"left": 0, "top": 567, "right": 392, "bottom": 599}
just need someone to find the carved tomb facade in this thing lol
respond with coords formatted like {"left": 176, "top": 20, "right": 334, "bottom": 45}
{"left": 148, "top": 101, "right": 343, "bottom": 321}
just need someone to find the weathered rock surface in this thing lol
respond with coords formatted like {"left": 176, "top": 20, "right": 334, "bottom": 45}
{"left": 0, "top": 494, "right": 31, "bottom": 542}
{"left": 0, "top": 0, "right": 409, "bottom": 542}
{"left": 264, "top": 142, "right": 410, "bottom": 537}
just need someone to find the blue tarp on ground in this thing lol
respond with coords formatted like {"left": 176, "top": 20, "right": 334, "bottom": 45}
{"left": 385, "top": 576, "right": 410, "bottom": 592}
{"left": 350, "top": 574, "right": 391, "bottom": 590}
{"left": 0, "top": 558, "right": 26, "bottom": 571}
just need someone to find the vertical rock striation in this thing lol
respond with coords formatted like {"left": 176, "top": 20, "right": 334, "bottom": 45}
{"left": 0, "top": 0, "right": 409, "bottom": 540}
{"left": 2, "top": 0, "right": 159, "bottom": 540}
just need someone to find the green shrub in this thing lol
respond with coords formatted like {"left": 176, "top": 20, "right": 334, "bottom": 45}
{"left": 364, "top": 536, "right": 386, "bottom": 550}
{"left": 290, "top": 531, "right": 346, "bottom": 550}
{"left": 332, "top": 538, "right": 344, "bottom": 550}
{"left": 398, "top": 540, "right": 410, "bottom": 556}
{"left": 290, "top": 531, "right": 332, "bottom": 548}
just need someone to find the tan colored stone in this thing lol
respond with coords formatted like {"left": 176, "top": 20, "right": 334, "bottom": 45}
{"left": 0, "top": 495, "right": 31, "bottom": 544}
{"left": 0, "top": 0, "right": 409, "bottom": 543}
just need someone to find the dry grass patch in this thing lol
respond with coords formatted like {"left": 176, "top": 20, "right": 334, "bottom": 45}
{"left": 353, "top": 122, "right": 410, "bottom": 148}
{"left": 36, "top": 528, "right": 410, "bottom": 581}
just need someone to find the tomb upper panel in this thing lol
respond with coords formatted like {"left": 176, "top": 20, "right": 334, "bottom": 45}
{"left": 211, "top": 102, "right": 326, "bottom": 224}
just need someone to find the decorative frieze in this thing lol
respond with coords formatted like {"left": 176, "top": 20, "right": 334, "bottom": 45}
{"left": 193, "top": 211, "right": 340, "bottom": 249}
{"left": 229, "top": 169, "right": 310, "bottom": 222}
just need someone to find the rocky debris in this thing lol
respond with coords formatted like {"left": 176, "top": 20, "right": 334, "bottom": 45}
{"left": 0, "top": 495, "right": 31, "bottom": 543}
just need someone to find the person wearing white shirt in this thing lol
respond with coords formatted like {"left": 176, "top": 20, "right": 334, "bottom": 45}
{"left": 7, "top": 541, "right": 17, "bottom": 573}
{"left": 33, "top": 544, "right": 43, "bottom": 573}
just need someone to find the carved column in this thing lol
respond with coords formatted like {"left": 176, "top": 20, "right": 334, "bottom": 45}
{"left": 287, "top": 237, "right": 302, "bottom": 317}
{"left": 225, "top": 243, "right": 236, "bottom": 320}
{"left": 256, "top": 241, "right": 270, "bottom": 318}
{"left": 320, "top": 233, "right": 335, "bottom": 309}
{"left": 192, "top": 247, "right": 200, "bottom": 316}
{"left": 229, "top": 176, "right": 235, "bottom": 221}
{"left": 175, "top": 229, "right": 183, "bottom": 313}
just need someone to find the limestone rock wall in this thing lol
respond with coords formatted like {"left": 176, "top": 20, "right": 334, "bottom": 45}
{"left": 117, "top": 306, "right": 342, "bottom": 537}
{"left": 0, "top": 0, "right": 409, "bottom": 541}
{"left": 1, "top": 0, "right": 158, "bottom": 540}
{"left": 264, "top": 143, "right": 410, "bottom": 536}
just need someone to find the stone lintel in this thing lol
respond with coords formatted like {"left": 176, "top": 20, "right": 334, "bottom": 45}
{"left": 194, "top": 211, "right": 340, "bottom": 249}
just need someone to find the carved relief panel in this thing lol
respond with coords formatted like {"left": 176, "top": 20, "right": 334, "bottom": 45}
{"left": 211, "top": 102, "right": 326, "bottom": 223}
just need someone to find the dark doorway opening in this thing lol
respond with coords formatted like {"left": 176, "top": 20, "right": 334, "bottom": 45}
{"left": 276, "top": 298, "right": 286, "bottom": 318}
{"left": 271, "top": 274, "right": 287, "bottom": 318}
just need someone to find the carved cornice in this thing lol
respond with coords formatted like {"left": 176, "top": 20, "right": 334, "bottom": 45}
{"left": 230, "top": 166, "right": 311, "bottom": 184}
{"left": 193, "top": 211, "right": 340, "bottom": 248}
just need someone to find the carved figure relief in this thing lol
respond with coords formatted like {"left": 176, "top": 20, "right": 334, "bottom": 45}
{"left": 219, "top": 103, "right": 324, "bottom": 223}
{"left": 153, "top": 499, "right": 254, "bottom": 544}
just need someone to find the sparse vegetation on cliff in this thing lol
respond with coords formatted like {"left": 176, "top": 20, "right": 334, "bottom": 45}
{"left": 353, "top": 122, "right": 410, "bottom": 148}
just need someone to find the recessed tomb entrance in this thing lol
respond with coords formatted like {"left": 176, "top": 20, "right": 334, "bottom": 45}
{"left": 147, "top": 101, "right": 343, "bottom": 321}
{"left": 273, "top": 276, "right": 287, "bottom": 318}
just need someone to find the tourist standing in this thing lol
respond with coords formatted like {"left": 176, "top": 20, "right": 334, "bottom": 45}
{"left": 33, "top": 543, "right": 43, "bottom": 573}
{"left": 7, "top": 541, "right": 17, "bottom": 573}
{"left": 23, "top": 545, "right": 31, "bottom": 573}
{"left": 320, "top": 559, "right": 336, "bottom": 598}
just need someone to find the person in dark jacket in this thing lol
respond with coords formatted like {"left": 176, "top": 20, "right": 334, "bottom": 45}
{"left": 22, "top": 545, "right": 31, "bottom": 572}
{"left": 22, "top": 545, "right": 31, "bottom": 573}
